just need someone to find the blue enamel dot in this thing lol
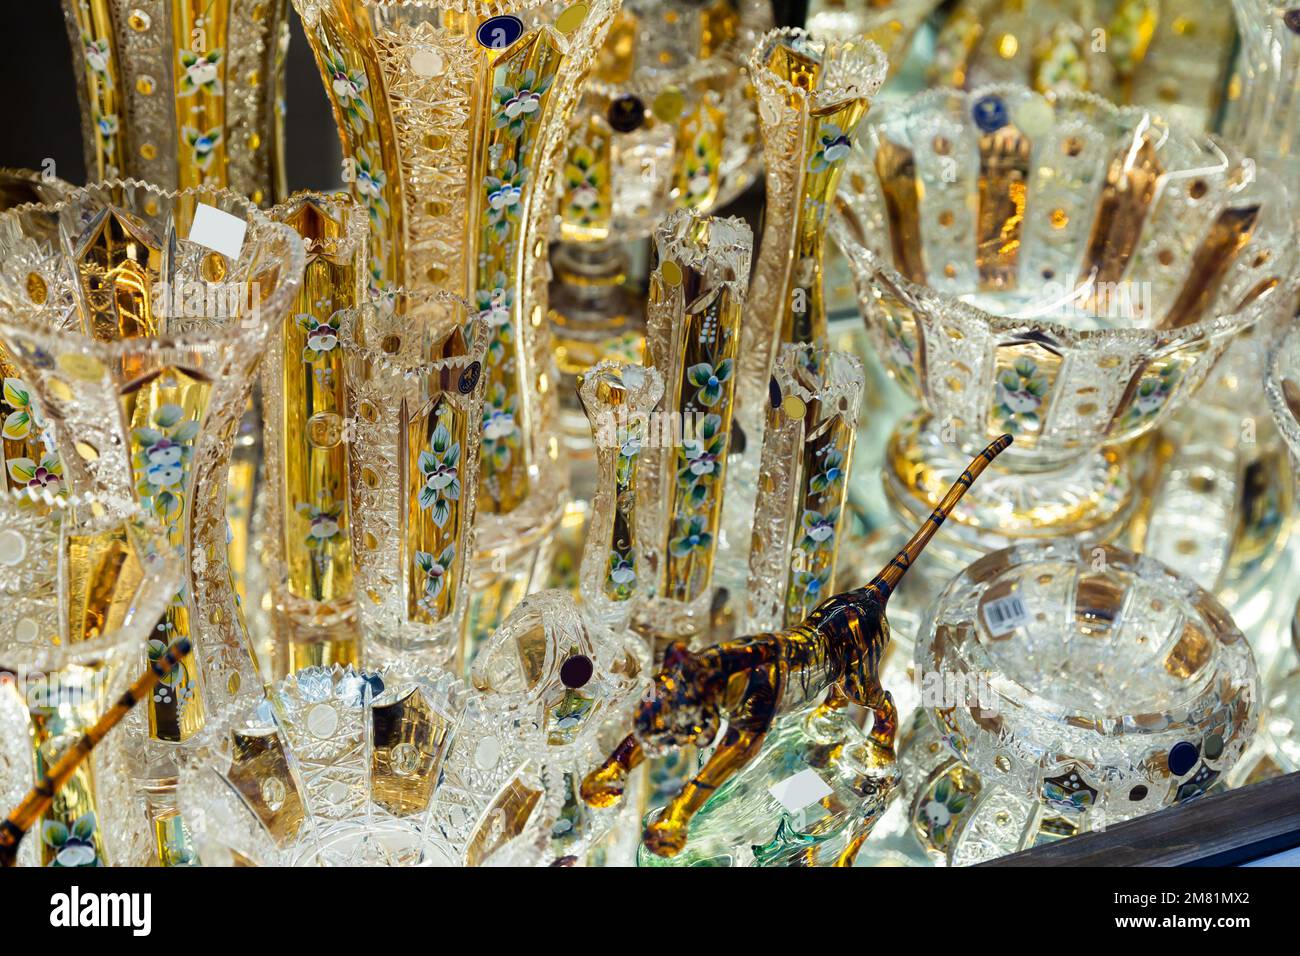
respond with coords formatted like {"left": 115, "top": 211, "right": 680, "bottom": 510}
{"left": 477, "top": 15, "right": 524, "bottom": 50}
{"left": 972, "top": 95, "right": 1009, "bottom": 133}
{"left": 1168, "top": 741, "right": 1198, "bottom": 776}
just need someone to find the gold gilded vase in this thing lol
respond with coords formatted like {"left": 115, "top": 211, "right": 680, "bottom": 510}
{"left": 635, "top": 209, "right": 751, "bottom": 642}
{"left": 0, "top": 170, "right": 76, "bottom": 500}
{"left": 548, "top": 0, "right": 771, "bottom": 384}
{"left": 0, "top": 181, "right": 305, "bottom": 749}
{"left": 736, "top": 27, "right": 885, "bottom": 426}
{"left": 262, "top": 194, "right": 369, "bottom": 678}
{"left": 341, "top": 294, "right": 489, "bottom": 669}
{"left": 742, "top": 344, "right": 864, "bottom": 633}
{"left": 293, "top": 0, "right": 619, "bottom": 639}
{"left": 60, "top": 0, "right": 290, "bottom": 202}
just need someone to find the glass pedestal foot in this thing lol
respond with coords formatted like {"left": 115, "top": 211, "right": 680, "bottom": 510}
{"left": 884, "top": 411, "right": 1136, "bottom": 565}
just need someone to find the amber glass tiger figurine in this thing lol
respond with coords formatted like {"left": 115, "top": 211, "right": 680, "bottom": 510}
{"left": 581, "top": 435, "right": 1013, "bottom": 860}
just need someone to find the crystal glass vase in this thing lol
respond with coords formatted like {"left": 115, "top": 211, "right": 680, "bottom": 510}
{"left": 60, "top": 0, "right": 290, "bottom": 202}
{"left": 830, "top": 85, "right": 1298, "bottom": 559}
{"left": 1227, "top": 1, "right": 1300, "bottom": 194}
{"left": 0, "top": 489, "right": 183, "bottom": 867}
{"left": 548, "top": 0, "right": 770, "bottom": 379}
{"left": 0, "top": 181, "right": 306, "bottom": 748}
{"left": 735, "top": 27, "right": 885, "bottom": 437}
{"left": 742, "top": 344, "right": 864, "bottom": 633}
{"left": 577, "top": 360, "right": 663, "bottom": 631}
{"left": 292, "top": 1, "right": 620, "bottom": 572}
{"left": 806, "top": 0, "right": 942, "bottom": 73}
{"left": 262, "top": 193, "right": 370, "bottom": 678}
{"left": 636, "top": 209, "right": 751, "bottom": 643}
{"left": 0, "top": 171, "right": 76, "bottom": 499}
{"left": 340, "top": 293, "right": 488, "bottom": 670}
{"left": 916, "top": 540, "right": 1259, "bottom": 865}
{"left": 723, "top": 28, "right": 884, "bottom": 588}
{"left": 467, "top": 588, "right": 645, "bottom": 864}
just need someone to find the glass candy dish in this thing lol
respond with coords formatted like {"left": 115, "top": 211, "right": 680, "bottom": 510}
{"left": 831, "top": 85, "right": 1298, "bottom": 561}
{"left": 0, "top": 180, "right": 305, "bottom": 751}
{"left": 0, "top": 489, "right": 183, "bottom": 867}
{"left": 182, "top": 605, "right": 642, "bottom": 868}
{"left": 916, "top": 540, "right": 1259, "bottom": 865}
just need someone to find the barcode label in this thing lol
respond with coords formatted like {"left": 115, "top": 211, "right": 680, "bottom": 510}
{"left": 768, "top": 768, "right": 833, "bottom": 814}
{"left": 983, "top": 594, "right": 1028, "bottom": 636}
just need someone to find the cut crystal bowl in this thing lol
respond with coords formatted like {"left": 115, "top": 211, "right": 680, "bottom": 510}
{"left": 916, "top": 540, "right": 1259, "bottom": 864}
{"left": 831, "top": 85, "right": 1298, "bottom": 552}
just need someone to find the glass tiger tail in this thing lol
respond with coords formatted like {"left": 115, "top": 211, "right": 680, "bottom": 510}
{"left": 870, "top": 434, "right": 1013, "bottom": 598}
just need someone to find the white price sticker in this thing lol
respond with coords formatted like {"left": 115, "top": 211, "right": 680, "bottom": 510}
{"left": 768, "top": 768, "right": 832, "bottom": 814}
{"left": 983, "top": 594, "right": 1028, "bottom": 636}
{"left": 188, "top": 203, "right": 247, "bottom": 260}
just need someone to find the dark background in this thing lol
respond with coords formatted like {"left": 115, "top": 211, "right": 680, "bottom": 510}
{"left": 0, "top": 1, "right": 806, "bottom": 191}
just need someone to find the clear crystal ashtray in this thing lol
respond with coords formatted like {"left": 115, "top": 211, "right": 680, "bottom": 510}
{"left": 831, "top": 85, "right": 1297, "bottom": 550}
{"left": 915, "top": 540, "right": 1259, "bottom": 863}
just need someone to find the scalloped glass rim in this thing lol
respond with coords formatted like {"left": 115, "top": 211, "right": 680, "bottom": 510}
{"left": 773, "top": 341, "right": 865, "bottom": 403}
{"left": 831, "top": 82, "right": 1296, "bottom": 349}
{"left": 270, "top": 191, "right": 370, "bottom": 260}
{"left": 0, "top": 178, "right": 306, "bottom": 358}
{"left": 653, "top": 209, "right": 753, "bottom": 298}
{"left": 923, "top": 541, "right": 1253, "bottom": 730}
{"left": 337, "top": 289, "right": 487, "bottom": 379}
{"left": 748, "top": 25, "right": 888, "bottom": 109}
{"left": 578, "top": 356, "right": 665, "bottom": 410}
